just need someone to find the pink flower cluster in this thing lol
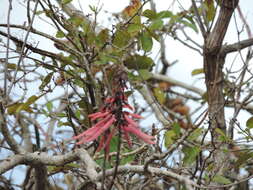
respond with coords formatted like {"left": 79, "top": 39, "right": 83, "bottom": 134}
{"left": 73, "top": 92, "right": 155, "bottom": 154}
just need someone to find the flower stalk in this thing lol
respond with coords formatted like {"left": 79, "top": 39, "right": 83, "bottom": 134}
{"left": 73, "top": 68, "right": 155, "bottom": 156}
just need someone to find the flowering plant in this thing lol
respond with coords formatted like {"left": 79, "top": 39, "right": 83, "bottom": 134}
{"left": 73, "top": 68, "right": 155, "bottom": 155}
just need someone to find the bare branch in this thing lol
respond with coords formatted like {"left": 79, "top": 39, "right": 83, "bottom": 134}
{"left": 100, "top": 165, "right": 197, "bottom": 189}
{"left": 0, "top": 148, "right": 99, "bottom": 182}
{"left": 6, "top": 0, "right": 39, "bottom": 97}
{"left": 191, "top": 0, "right": 206, "bottom": 37}
{"left": 0, "top": 105, "right": 24, "bottom": 154}
{"left": 151, "top": 73, "right": 205, "bottom": 96}
{"left": 222, "top": 38, "right": 253, "bottom": 54}
{"left": 138, "top": 85, "right": 172, "bottom": 126}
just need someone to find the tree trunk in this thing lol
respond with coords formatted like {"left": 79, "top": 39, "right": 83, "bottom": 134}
{"left": 203, "top": 0, "right": 239, "bottom": 188}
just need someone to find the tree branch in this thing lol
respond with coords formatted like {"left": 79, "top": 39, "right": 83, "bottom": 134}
{"left": 222, "top": 38, "right": 253, "bottom": 54}
{"left": 151, "top": 73, "right": 205, "bottom": 96}
{"left": 0, "top": 149, "right": 99, "bottom": 182}
{"left": 138, "top": 85, "right": 171, "bottom": 126}
{"left": 99, "top": 165, "right": 197, "bottom": 189}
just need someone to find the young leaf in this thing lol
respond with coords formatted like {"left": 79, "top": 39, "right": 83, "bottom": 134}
{"left": 157, "top": 10, "right": 173, "bottom": 19}
{"left": 56, "top": 31, "right": 65, "bottom": 38}
{"left": 46, "top": 101, "right": 53, "bottom": 112}
{"left": 127, "top": 23, "right": 143, "bottom": 34}
{"left": 97, "top": 29, "right": 109, "bottom": 45}
{"left": 62, "top": 0, "right": 72, "bottom": 5}
{"left": 172, "top": 122, "right": 181, "bottom": 137}
{"left": 183, "top": 146, "right": 200, "bottom": 165}
{"left": 213, "top": 175, "right": 231, "bottom": 185}
{"left": 191, "top": 68, "right": 204, "bottom": 76}
{"left": 142, "top": 9, "right": 157, "bottom": 20}
{"left": 164, "top": 130, "right": 176, "bottom": 147}
{"left": 140, "top": 32, "right": 153, "bottom": 52}
{"left": 149, "top": 19, "right": 163, "bottom": 31}
{"left": 7, "top": 103, "right": 23, "bottom": 114}
{"left": 188, "top": 128, "right": 202, "bottom": 141}
{"left": 39, "top": 72, "right": 53, "bottom": 90}
{"left": 138, "top": 69, "right": 152, "bottom": 80}
{"left": 204, "top": 0, "right": 215, "bottom": 22}
{"left": 113, "top": 30, "right": 131, "bottom": 48}
{"left": 246, "top": 117, "right": 253, "bottom": 129}
{"left": 180, "top": 20, "right": 198, "bottom": 33}
{"left": 16, "top": 95, "right": 41, "bottom": 113}
{"left": 153, "top": 87, "right": 166, "bottom": 104}
{"left": 124, "top": 55, "right": 154, "bottom": 70}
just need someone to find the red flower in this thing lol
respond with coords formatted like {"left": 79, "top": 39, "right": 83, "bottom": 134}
{"left": 73, "top": 70, "right": 155, "bottom": 154}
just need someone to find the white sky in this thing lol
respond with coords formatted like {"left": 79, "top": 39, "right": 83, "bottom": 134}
{"left": 1, "top": 0, "right": 253, "bottom": 186}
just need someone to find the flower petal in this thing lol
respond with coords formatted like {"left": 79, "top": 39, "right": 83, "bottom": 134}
{"left": 74, "top": 115, "right": 115, "bottom": 144}
{"left": 83, "top": 116, "right": 115, "bottom": 142}
{"left": 123, "top": 103, "right": 134, "bottom": 111}
{"left": 103, "top": 127, "right": 117, "bottom": 151}
{"left": 96, "top": 134, "right": 106, "bottom": 152}
{"left": 88, "top": 111, "right": 110, "bottom": 120}
{"left": 127, "top": 112, "right": 143, "bottom": 119}
{"left": 122, "top": 126, "right": 132, "bottom": 147}
{"left": 124, "top": 125, "right": 155, "bottom": 144}
{"left": 73, "top": 117, "right": 108, "bottom": 140}
{"left": 124, "top": 114, "right": 138, "bottom": 127}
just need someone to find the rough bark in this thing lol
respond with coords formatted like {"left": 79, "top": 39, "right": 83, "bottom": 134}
{"left": 203, "top": 0, "right": 239, "bottom": 188}
{"left": 204, "top": 0, "right": 239, "bottom": 135}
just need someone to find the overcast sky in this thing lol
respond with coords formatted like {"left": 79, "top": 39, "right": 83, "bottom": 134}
{"left": 1, "top": 0, "right": 253, "bottom": 186}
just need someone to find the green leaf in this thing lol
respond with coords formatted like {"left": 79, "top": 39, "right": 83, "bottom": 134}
{"left": 142, "top": 9, "right": 157, "bottom": 20}
{"left": 121, "top": 154, "right": 135, "bottom": 165}
{"left": 46, "top": 101, "right": 53, "bottom": 112}
{"left": 113, "top": 30, "right": 131, "bottom": 48}
{"left": 138, "top": 69, "right": 152, "bottom": 80}
{"left": 87, "top": 31, "right": 96, "bottom": 45}
{"left": 7, "top": 103, "right": 23, "bottom": 114}
{"left": 149, "top": 19, "right": 163, "bottom": 31}
{"left": 183, "top": 146, "right": 200, "bottom": 165}
{"left": 48, "top": 163, "right": 79, "bottom": 172}
{"left": 157, "top": 10, "right": 173, "bottom": 19}
{"left": 35, "top": 10, "right": 45, "bottom": 15}
{"left": 7, "top": 63, "right": 18, "bottom": 70}
{"left": 213, "top": 175, "right": 231, "bottom": 185}
{"left": 145, "top": 27, "right": 160, "bottom": 42}
{"left": 204, "top": 0, "right": 215, "bottom": 22}
{"left": 26, "top": 95, "right": 39, "bottom": 105}
{"left": 57, "top": 121, "right": 71, "bottom": 127}
{"left": 68, "top": 16, "right": 83, "bottom": 27}
{"left": 188, "top": 128, "right": 202, "bottom": 141}
{"left": 172, "top": 122, "right": 181, "bottom": 137}
{"left": 180, "top": 20, "right": 198, "bottom": 33}
{"left": 124, "top": 55, "right": 154, "bottom": 70}
{"left": 62, "top": 0, "right": 72, "bottom": 5}
{"left": 97, "top": 29, "right": 109, "bottom": 45}
{"left": 235, "top": 151, "right": 253, "bottom": 168}
{"left": 191, "top": 68, "right": 204, "bottom": 76}
{"left": 109, "top": 136, "right": 119, "bottom": 153}
{"left": 164, "top": 130, "right": 176, "bottom": 147}
{"left": 153, "top": 87, "right": 166, "bottom": 104}
{"left": 7, "top": 95, "right": 41, "bottom": 114}
{"left": 39, "top": 72, "right": 53, "bottom": 90}
{"left": 16, "top": 95, "right": 40, "bottom": 113}
{"left": 127, "top": 23, "right": 143, "bottom": 34}
{"left": 246, "top": 117, "right": 253, "bottom": 128}
{"left": 140, "top": 32, "right": 153, "bottom": 52}
{"left": 215, "top": 128, "right": 229, "bottom": 142}
{"left": 56, "top": 113, "right": 66, "bottom": 117}
{"left": 56, "top": 31, "right": 65, "bottom": 38}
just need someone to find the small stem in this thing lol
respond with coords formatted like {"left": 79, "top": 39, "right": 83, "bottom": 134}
{"left": 108, "top": 126, "right": 122, "bottom": 190}
{"left": 101, "top": 149, "right": 107, "bottom": 190}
